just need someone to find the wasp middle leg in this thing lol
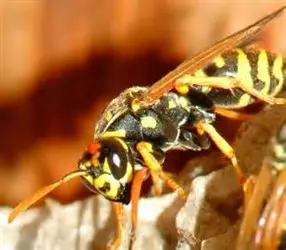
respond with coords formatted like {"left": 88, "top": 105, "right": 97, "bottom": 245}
{"left": 195, "top": 121, "right": 245, "bottom": 183}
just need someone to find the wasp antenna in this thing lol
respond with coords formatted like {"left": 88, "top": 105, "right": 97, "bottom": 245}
{"left": 8, "top": 170, "right": 86, "bottom": 223}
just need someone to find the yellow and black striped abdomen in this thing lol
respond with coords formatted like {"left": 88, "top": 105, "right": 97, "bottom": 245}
{"left": 193, "top": 48, "right": 285, "bottom": 109}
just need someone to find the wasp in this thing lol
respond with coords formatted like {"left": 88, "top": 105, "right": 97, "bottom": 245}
{"left": 8, "top": 6, "right": 286, "bottom": 250}
{"left": 237, "top": 122, "right": 286, "bottom": 250}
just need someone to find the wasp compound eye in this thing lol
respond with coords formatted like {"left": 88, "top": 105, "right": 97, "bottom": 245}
{"left": 101, "top": 138, "right": 129, "bottom": 180}
{"left": 98, "top": 137, "right": 134, "bottom": 185}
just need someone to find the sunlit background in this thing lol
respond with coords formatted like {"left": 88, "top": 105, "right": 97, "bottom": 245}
{"left": 0, "top": 0, "right": 285, "bottom": 206}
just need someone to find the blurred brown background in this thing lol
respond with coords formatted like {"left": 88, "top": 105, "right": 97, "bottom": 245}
{"left": 0, "top": 0, "right": 285, "bottom": 206}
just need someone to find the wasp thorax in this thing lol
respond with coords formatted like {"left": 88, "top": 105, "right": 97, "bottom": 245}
{"left": 78, "top": 138, "right": 134, "bottom": 204}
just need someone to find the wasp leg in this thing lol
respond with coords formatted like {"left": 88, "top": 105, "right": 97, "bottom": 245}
{"left": 256, "top": 170, "right": 286, "bottom": 249}
{"left": 195, "top": 121, "right": 244, "bottom": 183}
{"left": 237, "top": 164, "right": 273, "bottom": 249}
{"left": 274, "top": 192, "right": 286, "bottom": 249}
{"left": 130, "top": 168, "right": 149, "bottom": 249}
{"left": 108, "top": 203, "right": 124, "bottom": 250}
{"left": 214, "top": 107, "right": 252, "bottom": 121}
{"left": 255, "top": 192, "right": 280, "bottom": 249}
{"left": 269, "top": 192, "right": 286, "bottom": 249}
{"left": 243, "top": 175, "right": 256, "bottom": 209}
{"left": 145, "top": 146, "right": 165, "bottom": 196}
{"left": 175, "top": 75, "right": 286, "bottom": 105}
{"left": 150, "top": 170, "right": 163, "bottom": 196}
{"left": 136, "top": 142, "right": 186, "bottom": 198}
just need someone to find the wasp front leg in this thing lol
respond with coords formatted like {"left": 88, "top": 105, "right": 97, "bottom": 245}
{"left": 108, "top": 169, "right": 148, "bottom": 250}
{"left": 129, "top": 168, "right": 149, "bottom": 249}
{"left": 136, "top": 142, "right": 186, "bottom": 198}
{"left": 108, "top": 203, "right": 125, "bottom": 250}
{"left": 175, "top": 75, "right": 286, "bottom": 106}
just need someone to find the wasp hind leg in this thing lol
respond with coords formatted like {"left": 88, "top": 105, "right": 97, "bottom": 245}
{"left": 136, "top": 142, "right": 186, "bottom": 198}
{"left": 175, "top": 75, "right": 286, "bottom": 105}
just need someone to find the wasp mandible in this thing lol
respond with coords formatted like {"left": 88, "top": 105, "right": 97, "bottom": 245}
{"left": 8, "top": 6, "right": 286, "bottom": 250}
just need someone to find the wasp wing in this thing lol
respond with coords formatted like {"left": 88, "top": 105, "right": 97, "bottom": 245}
{"left": 142, "top": 6, "right": 285, "bottom": 104}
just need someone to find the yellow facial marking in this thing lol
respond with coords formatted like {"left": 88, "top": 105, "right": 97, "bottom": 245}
{"left": 124, "top": 162, "right": 133, "bottom": 182}
{"left": 213, "top": 56, "right": 225, "bottom": 68}
{"left": 168, "top": 99, "right": 176, "bottom": 109}
{"left": 272, "top": 54, "right": 284, "bottom": 95}
{"left": 178, "top": 96, "right": 190, "bottom": 112}
{"left": 103, "top": 158, "right": 111, "bottom": 174}
{"left": 94, "top": 174, "right": 119, "bottom": 199}
{"left": 236, "top": 49, "right": 254, "bottom": 89}
{"left": 257, "top": 49, "right": 270, "bottom": 95}
{"left": 101, "top": 130, "right": 126, "bottom": 138}
{"left": 84, "top": 174, "right": 94, "bottom": 187}
{"left": 141, "top": 116, "right": 157, "bottom": 129}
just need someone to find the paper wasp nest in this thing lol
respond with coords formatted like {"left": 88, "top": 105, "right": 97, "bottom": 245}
{"left": 1, "top": 104, "right": 286, "bottom": 250}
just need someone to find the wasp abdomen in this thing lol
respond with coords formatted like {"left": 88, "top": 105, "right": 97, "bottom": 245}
{"left": 193, "top": 48, "right": 285, "bottom": 109}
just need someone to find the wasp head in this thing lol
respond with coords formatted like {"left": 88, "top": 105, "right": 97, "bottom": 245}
{"left": 78, "top": 138, "right": 134, "bottom": 204}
